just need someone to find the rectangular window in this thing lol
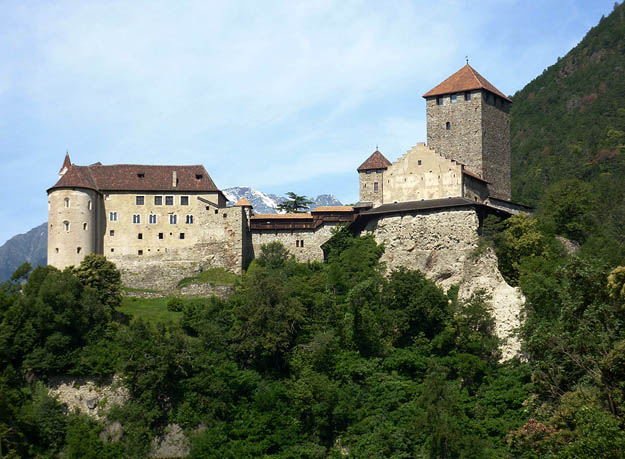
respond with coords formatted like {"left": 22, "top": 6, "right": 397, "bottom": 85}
{"left": 77, "top": 247, "right": 81, "bottom": 254}
{"left": 105, "top": 194, "right": 110, "bottom": 200}
{"left": 465, "top": 91, "right": 471, "bottom": 101}
{"left": 149, "top": 214, "right": 157, "bottom": 224}
{"left": 165, "top": 196, "right": 174, "bottom": 205}
{"left": 300, "top": 240, "right": 304, "bottom": 247}
{"left": 181, "top": 196, "right": 189, "bottom": 206}
{"left": 133, "top": 214, "right": 140, "bottom": 224}
{"left": 138, "top": 250, "right": 143, "bottom": 256}
{"left": 373, "top": 182, "right": 379, "bottom": 192}
{"left": 110, "top": 230, "right": 114, "bottom": 236}
{"left": 170, "top": 214, "right": 177, "bottom": 224}
{"left": 186, "top": 215, "right": 193, "bottom": 224}
{"left": 366, "top": 170, "right": 372, "bottom": 174}
{"left": 296, "top": 240, "right": 300, "bottom": 247}
{"left": 451, "top": 94, "right": 457, "bottom": 103}
{"left": 138, "top": 233, "right": 143, "bottom": 239}
{"left": 158, "top": 232, "right": 164, "bottom": 239}
{"left": 223, "top": 213, "right": 227, "bottom": 219}
{"left": 180, "top": 233, "right": 185, "bottom": 240}
{"left": 437, "top": 96, "right": 444, "bottom": 105}
{"left": 109, "top": 211, "right": 118, "bottom": 222}
{"left": 154, "top": 196, "right": 163, "bottom": 205}
{"left": 418, "top": 160, "right": 422, "bottom": 165}
{"left": 136, "top": 196, "right": 144, "bottom": 205}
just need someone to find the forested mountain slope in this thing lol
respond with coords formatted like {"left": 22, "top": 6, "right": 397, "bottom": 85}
{"left": 510, "top": 2, "right": 625, "bottom": 259}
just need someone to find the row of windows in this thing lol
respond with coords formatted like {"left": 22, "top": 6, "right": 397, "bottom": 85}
{"left": 62, "top": 198, "right": 92, "bottom": 210}
{"left": 60, "top": 221, "right": 88, "bottom": 232}
{"left": 364, "top": 169, "right": 385, "bottom": 175}
{"left": 135, "top": 195, "right": 189, "bottom": 206}
{"left": 134, "top": 232, "right": 186, "bottom": 240}
{"left": 109, "top": 212, "right": 193, "bottom": 224}
{"left": 437, "top": 91, "right": 471, "bottom": 105}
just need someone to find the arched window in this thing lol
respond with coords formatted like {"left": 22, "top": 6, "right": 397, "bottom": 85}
{"left": 63, "top": 221, "right": 70, "bottom": 232}
{"left": 446, "top": 121, "right": 451, "bottom": 130}
{"left": 88, "top": 200, "right": 92, "bottom": 210}
{"left": 64, "top": 198, "right": 70, "bottom": 208}
{"left": 83, "top": 222, "right": 88, "bottom": 231}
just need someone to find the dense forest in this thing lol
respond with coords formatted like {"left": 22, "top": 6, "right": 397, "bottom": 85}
{"left": 510, "top": 1, "right": 625, "bottom": 264}
{"left": 3, "top": 3, "right": 625, "bottom": 458}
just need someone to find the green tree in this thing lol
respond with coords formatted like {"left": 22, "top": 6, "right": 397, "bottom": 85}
{"left": 72, "top": 254, "right": 122, "bottom": 310}
{"left": 276, "top": 192, "right": 313, "bottom": 213}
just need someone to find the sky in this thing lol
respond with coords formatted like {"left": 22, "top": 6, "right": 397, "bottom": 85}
{"left": 0, "top": 0, "right": 618, "bottom": 245}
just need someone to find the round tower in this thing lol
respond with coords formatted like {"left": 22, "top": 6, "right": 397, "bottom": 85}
{"left": 47, "top": 155, "right": 100, "bottom": 269}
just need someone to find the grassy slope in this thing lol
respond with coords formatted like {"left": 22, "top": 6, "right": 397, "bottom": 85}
{"left": 118, "top": 296, "right": 182, "bottom": 324}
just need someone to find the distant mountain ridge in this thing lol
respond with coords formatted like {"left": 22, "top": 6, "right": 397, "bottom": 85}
{"left": 223, "top": 187, "right": 342, "bottom": 214}
{"left": 0, "top": 223, "right": 47, "bottom": 281}
{"left": 0, "top": 188, "right": 343, "bottom": 281}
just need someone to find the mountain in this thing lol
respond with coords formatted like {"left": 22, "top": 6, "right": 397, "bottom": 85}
{"left": 0, "top": 223, "right": 47, "bottom": 281}
{"left": 223, "top": 187, "right": 342, "bottom": 214}
{"left": 510, "top": 2, "right": 625, "bottom": 256}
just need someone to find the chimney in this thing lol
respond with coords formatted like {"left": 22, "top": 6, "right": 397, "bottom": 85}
{"left": 172, "top": 171, "right": 177, "bottom": 188}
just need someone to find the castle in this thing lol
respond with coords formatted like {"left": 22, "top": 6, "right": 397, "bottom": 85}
{"left": 48, "top": 64, "right": 528, "bottom": 290}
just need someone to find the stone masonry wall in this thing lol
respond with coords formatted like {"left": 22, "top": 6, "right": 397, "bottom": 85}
{"left": 482, "top": 99, "right": 511, "bottom": 200}
{"left": 251, "top": 222, "right": 341, "bottom": 263}
{"left": 364, "top": 207, "right": 522, "bottom": 359}
{"left": 383, "top": 143, "right": 462, "bottom": 203}
{"left": 426, "top": 90, "right": 483, "bottom": 176}
{"left": 359, "top": 170, "right": 384, "bottom": 206}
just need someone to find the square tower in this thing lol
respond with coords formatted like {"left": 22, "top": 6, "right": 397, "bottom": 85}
{"left": 357, "top": 149, "right": 392, "bottom": 207}
{"left": 423, "top": 64, "right": 511, "bottom": 200}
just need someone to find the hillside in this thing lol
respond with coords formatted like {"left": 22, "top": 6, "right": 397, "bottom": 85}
{"left": 0, "top": 223, "right": 47, "bottom": 281}
{"left": 510, "top": 2, "right": 625, "bottom": 257}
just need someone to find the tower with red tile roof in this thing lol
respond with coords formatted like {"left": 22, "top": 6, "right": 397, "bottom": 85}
{"left": 423, "top": 64, "right": 511, "bottom": 200}
{"left": 357, "top": 149, "right": 392, "bottom": 206}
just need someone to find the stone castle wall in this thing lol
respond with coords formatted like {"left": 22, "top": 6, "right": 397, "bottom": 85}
{"left": 48, "top": 188, "right": 103, "bottom": 269}
{"left": 251, "top": 222, "right": 342, "bottom": 263}
{"left": 481, "top": 99, "right": 511, "bottom": 200}
{"left": 359, "top": 169, "right": 384, "bottom": 206}
{"left": 426, "top": 90, "right": 483, "bottom": 176}
{"left": 383, "top": 143, "right": 462, "bottom": 203}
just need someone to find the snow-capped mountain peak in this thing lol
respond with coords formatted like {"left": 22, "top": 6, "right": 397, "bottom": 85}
{"left": 223, "top": 187, "right": 342, "bottom": 214}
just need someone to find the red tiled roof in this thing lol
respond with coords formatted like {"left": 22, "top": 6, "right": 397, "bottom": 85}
{"left": 234, "top": 197, "right": 252, "bottom": 207}
{"left": 462, "top": 168, "right": 490, "bottom": 183}
{"left": 251, "top": 213, "right": 313, "bottom": 220}
{"left": 311, "top": 206, "right": 354, "bottom": 212}
{"left": 357, "top": 150, "right": 392, "bottom": 172}
{"left": 422, "top": 64, "right": 512, "bottom": 103}
{"left": 59, "top": 153, "right": 72, "bottom": 174}
{"left": 48, "top": 163, "right": 220, "bottom": 193}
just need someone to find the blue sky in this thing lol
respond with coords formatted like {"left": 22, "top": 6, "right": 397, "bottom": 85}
{"left": 0, "top": 0, "right": 618, "bottom": 245}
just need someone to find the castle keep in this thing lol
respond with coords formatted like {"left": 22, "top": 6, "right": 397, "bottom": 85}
{"left": 47, "top": 64, "right": 526, "bottom": 289}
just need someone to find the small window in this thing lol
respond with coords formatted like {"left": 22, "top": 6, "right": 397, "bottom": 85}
{"left": 110, "top": 230, "right": 114, "bottom": 236}
{"left": 214, "top": 209, "right": 218, "bottom": 214}
{"left": 180, "top": 233, "right": 185, "bottom": 240}
{"left": 64, "top": 198, "right": 70, "bottom": 208}
{"left": 83, "top": 222, "right": 88, "bottom": 231}
{"left": 136, "top": 196, "right": 144, "bottom": 205}
{"left": 109, "top": 212, "right": 118, "bottom": 222}
{"left": 451, "top": 94, "right": 457, "bottom": 103}
{"left": 158, "top": 232, "right": 164, "bottom": 239}
{"left": 366, "top": 170, "right": 372, "bottom": 175}
{"left": 133, "top": 214, "right": 141, "bottom": 224}
{"left": 376, "top": 169, "right": 383, "bottom": 173}
{"left": 437, "top": 96, "right": 444, "bottom": 105}
{"left": 63, "top": 221, "right": 70, "bottom": 232}
{"left": 137, "top": 173, "right": 145, "bottom": 178}
{"left": 170, "top": 214, "right": 177, "bottom": 224}
{"left": 300, "top": 240, "right": 304, "bottom": 247}
{"left": 465, "top": 91, "right": 471, "bottom": 101}
{"left": 446, "top": 122, "right": 451, "bottom": 130}
{"left": 55, "top": 248, "right": 59, "bottom": 253}
{"left": 223, "top": 213, "right": 227, "bottom": 219}
{"left": 138, "top": 233, "right": 143, "bottom": 239}
{"left": 110, "top": 248, "right": 114, "bottom": 252}
{"left": 296, "top": 240, "right": 300, "bottom": 248}
{"left": 418, "top": 160, "right": 422, "bottom": 165}
{"left": 154, "top": 196, "right": 163, "bottom": 206}
{"left": 373, "top": 182, "right": 379, "bottom": 192}
{"left": 165, "top": 196, "right": 174, "bottom": 205}
{"left": 181, "top": 196, "right": 189, "bottom": 206}
{"left": 149, "top": 214, "right": 157, "bottom": 224}
{"left": 195, "top": 174, "right": 203, "bottom": 180}
{"left": 77, "top": 247, "right": 81, "bottom": 254}
{"left": 105, "top": 194, "right": 110, "bottom": 201}
{"left": 186, "top": 215, "right": 193, "bottom": 224}
{"left": 88, "top": 200, "right": 92, "bottom": 210}
{"left": 138, "top": 250, "right": 143, "bottom": 256}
